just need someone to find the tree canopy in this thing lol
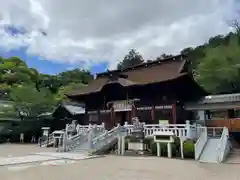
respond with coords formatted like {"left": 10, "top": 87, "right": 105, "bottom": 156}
{"left": 117, "top": 49, "right": 144, "bottom": 70}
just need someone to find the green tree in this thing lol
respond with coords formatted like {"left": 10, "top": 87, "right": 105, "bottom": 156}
{"left": 58, "top": 69, "right": 93, "bottom": 85}
{"left": 117, "top": 49, "right": 144, "bottom": 70}
{"left": 9, "top": 85, "right": 56, "bottom": 117}
{"left": 55, "top": 83, "right": 87, "bottom": 103}
{"left": 156, "top": 53, "right": 173, "bottom": 61}
{"left": 195, "top": 35, "right": 240, "bottom": 93}
{"left": 0, "top": 57, "right": 40, "bottom": 97}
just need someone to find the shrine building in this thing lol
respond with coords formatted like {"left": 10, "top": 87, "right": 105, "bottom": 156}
{"left": 67, "top": 54, "right": 207, "bottom": 129}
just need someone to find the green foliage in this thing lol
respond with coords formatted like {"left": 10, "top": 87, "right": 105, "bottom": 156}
{"left": 183, "top": 140, "right": 195, "bottom": 158}
{"left": 9, "top": 85, "right": 56, "bottom": 117}
{"left": 55, "top": 83, "right": 87, "bottom": 103}
{"left": 195, "top": 36, "right": 240, "bottom": 93}
{"left": 117, "top": 49, "right": 144, "bottom": 70}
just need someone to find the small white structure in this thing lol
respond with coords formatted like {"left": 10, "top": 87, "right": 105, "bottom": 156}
{"left": 152, "top": 131, "right": 174, "bottom": 158}
{"left": 53, "top": 130, "right": 65, "bottom": 148}
{"left": 41, "top": 127, "right": 50, "bottom": 137}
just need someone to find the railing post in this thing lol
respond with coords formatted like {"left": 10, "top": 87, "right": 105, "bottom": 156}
{"left": 101, "top": 122, "right": 105, "bottom": 129}
{"left": 185, "top": 120, "right": 191, "bottom": 139}
{"left": 88, "top": 125, "right": 94, "bottom": 149}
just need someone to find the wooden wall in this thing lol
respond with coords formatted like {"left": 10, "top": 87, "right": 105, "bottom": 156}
{"left": 206, "top": 119, "right": 240, "bottom": 132}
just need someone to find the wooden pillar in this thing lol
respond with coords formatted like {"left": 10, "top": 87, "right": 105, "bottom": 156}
{"left": 172, "top": 103, "right": 177, "bottom": 124}
{"left": 151, "top": 105, "right": 155, "bottom": 124}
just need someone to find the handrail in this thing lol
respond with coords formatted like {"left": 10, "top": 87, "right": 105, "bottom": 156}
{"left": 124, "top": 124, "right": 191, "bottom": 138}
{"left": 194, "top": 127, "right": 208, "bottom": 160}
{"left": 63, "top": 125, "right": 106, "bottom": 152}
{"left": 91, "top": 125, "right": 123, "bottom": 153}
{"left": 64, "top": 129, "right": 90, "bottom": 152}
{"left": 216, "top": 127, "right": 229, "bottom": 163}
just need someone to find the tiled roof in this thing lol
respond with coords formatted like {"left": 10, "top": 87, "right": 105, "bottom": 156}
{"left": 67, "top": 54, "right": 188, "bottom": 96}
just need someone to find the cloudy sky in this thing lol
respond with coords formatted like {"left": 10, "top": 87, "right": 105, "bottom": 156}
{"left": 0, "top": 0, "right": 238, "bottom": 74}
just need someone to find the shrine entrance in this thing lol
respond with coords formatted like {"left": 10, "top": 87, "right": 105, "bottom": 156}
{"left": 112, "top": 100, "right": 133, "bottom": 126}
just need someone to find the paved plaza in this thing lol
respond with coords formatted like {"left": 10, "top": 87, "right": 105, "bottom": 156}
{"left": 0, "top": 144, "right": 239, "bottom": 180}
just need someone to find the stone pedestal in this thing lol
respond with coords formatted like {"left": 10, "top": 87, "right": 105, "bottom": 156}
{"left": 125, "top": 117, "right": 148, "bottom": 155}
{"left": 41, "top": 127, "right": 50, "bottom": 137}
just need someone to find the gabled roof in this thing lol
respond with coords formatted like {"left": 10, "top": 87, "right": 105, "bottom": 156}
{"left": 67, "top": 54, "right": 188, "bottom": 97}
{"left": 52, "top": 102, "right": 85, "bottom": 116}
{"left": 198, "top": 93, "right": 240, "bottom": 104}
{"left": 64, "top": 105, "right": 85, "bottom": 115}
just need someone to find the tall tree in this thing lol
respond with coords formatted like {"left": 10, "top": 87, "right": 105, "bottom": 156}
{"left": 195, "top": 35, "right": 240, "bottom": 94}
{"left": 54, "top": 83, "right": 87, "bottom": 103}
{"left": 9, "top": 85, "right": 56, "bottom": 117}
{"left": 117, "top": 49, "right": 144, "bottom": 70}
{"left": 156, "top": 53, "right": 173, "bottom": 61}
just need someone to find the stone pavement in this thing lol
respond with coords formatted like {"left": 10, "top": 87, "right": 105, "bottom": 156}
{"left": 0, "top": 144, "right": 99, "bottom": 167}
{"left": 0, "top": 152, "right": 99, "bottom": 166}
{"left": 0, "top": 144, "right": 239, "bottom": 180}
{"left": 0, "top": 155, "right": 240, "bottom": 180}
{"left": 0, "top": 155, "right": 59, "bottom": 166}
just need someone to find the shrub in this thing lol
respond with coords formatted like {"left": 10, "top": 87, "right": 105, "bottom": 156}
{"left": 183, "top": 140, "right": 195, "bottom": 159}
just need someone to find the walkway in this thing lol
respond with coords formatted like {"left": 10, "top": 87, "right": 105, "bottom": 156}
{"left": 0, "top": 144, "right": 239, "bottom": 180}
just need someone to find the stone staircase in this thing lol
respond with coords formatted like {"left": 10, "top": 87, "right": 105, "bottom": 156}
{"left": 60, "top": 125, "right": 124, "bottom": 155}
{"left": 199, "top": 138, "right": 221, "bottom": 163}
{"left": 195, "top": 127, "right": 230, "bottom": 163}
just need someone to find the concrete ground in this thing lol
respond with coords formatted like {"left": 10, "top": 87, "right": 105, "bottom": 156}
{"left": 0, "top": 143, "right": 55, "bottom": 157}
{"left": 0, "top": 144, "right": 239, "bottom": 180}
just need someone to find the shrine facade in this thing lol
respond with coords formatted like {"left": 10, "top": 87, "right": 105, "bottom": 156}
{"left": 67, "top": 54, "right": 207, "bottom": 129}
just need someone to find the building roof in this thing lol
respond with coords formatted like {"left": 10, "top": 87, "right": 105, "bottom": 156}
{"left": 52, "top": 102, "right": 86, "bottom": 116}
{"left": 67, "top": 54, "right": 189, "bottom": 97}
{"left": 185, "top": 93, "right": 240, "bottom": 110}
{"left": 198, "top": 93, "right": 240, "bottom": 104}
{"left": 64, "top": 105, "right": 85, "bottom": 115}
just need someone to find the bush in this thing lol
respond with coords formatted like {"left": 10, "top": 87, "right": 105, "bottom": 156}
{"left": 183, "top": 140, "right": 195, "bottom": 159}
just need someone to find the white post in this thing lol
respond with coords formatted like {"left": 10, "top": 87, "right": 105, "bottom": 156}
{"left": 121, "top": 136, "right": 125, "bottom": 155}
{"left": 157, "top": 143, "right": 161, "bottom": 157}
{"left": 179, "top": 137, "right": 186, "bottom": 159}
{"left": 63, "top": 131, "right": 68, "bottom": 152}
{"left": 101, "top": 122, "right": 105, "bottom": 129}
{"left": 88, "top": 126, "right": 94, "bottom": 149}
{"left": 117, "top": 135, "right": 121, "bottom": 155}
{"left": 185, "top": 120, "right": 191, "bottom": 139}
{"left": 180, "top": 140, "right": 184, "bottom": 159}
{"left": 167, "top": 143, "right": 172, "bottom": 158}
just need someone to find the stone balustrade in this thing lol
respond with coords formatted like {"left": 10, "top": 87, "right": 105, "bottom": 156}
{"left": 124, "top": 120, "right": 198, "bottom": 139}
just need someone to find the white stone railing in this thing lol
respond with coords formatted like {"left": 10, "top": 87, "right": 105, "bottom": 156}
{"left": 62, "top": 129, "right": 90, "bottom": 152}
{"left": 60, "top": 123, "right": 107, "bottom": 152}
{"left": 39, "top": 133, "right": 54, "bottom": 147}
{"left": 217, "top": 127, "right": 230, "bottom": 163}
{"left": 194, "top": 126, "right": 208, "bottom": 160}
{"left": 91, "top": 124, "right": 124, "bottom": 153}
{"left": 124, "top": 121, "right": 196, "bottom": 139}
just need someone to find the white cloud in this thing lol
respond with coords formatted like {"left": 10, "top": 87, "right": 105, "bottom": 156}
{"left": 0, "top": 0, "right": 237, "bottom": 69}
